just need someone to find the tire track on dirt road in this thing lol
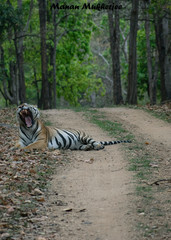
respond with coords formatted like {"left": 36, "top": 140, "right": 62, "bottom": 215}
{"left": 101, "top": 107, "right": 171, "bottom": 150}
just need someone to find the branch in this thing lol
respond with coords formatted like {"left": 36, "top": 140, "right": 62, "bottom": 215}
{"left": 12, "top": 34, "right": 40, "bottom": 40}
{"left": 104, "top": 75, "right": 113, "bottom": 83}
{"left": 120, "top": 27, "right": 129, "bottom": 43}
{"left": 143, "top": 179, "right": 171, "bottom": 186}
{"left": 92, "top": 49, "right": 109, "bottom": 66}
{"left": 124, "top": 17, "right": 154, "bottom": 22}
{"left": 0, "top": 87, "right": 5, "bottom": 99}
{"left": 98, "top": 53, "right": 109, "bottom": 66}
{"left": 120, "top": 27, "right": 129, "bottom": 62}
{"left": 56, "top": 30, "right": 68, "bottom": 45}
{"left": 55, "top": 13, "right": 73, "bottom": 27}
{"left": 150, "top": 179, "right": 171, "bottom": 186}
{"left": 24, "top": 0, "right": 34, "bottom": 32}
{"left": 96, "top": 74, "right": 113, "bottom": 83}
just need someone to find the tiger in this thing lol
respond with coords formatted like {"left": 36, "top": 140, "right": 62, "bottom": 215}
{"left": 15, "top": 103, "right": 131, "bottom": 150}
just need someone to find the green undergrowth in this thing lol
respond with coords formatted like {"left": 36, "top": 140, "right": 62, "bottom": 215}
{"left": 83, "top": 109, "right": 133, "bottom": 140}
{"left": 78, "top": 108, "right": 153, "bottom": 182}
{"left": 143, "top": 108, "right": 171, "bottom": 123}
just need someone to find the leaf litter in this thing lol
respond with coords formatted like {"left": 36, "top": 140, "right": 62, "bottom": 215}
{"left": 0, "top": 108, "right": 64, "bottom": 239}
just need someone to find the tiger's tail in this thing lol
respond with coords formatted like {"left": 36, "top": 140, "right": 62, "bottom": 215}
{"left": 100, "top": 140, "right": 131, "bottom": 146}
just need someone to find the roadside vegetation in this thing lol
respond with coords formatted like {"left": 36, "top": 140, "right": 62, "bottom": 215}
{"left": 0, "top": 1, "right": 170, "bottom": 108}
{"left": 141, "top": 104, "right": 171, "bottom": 123}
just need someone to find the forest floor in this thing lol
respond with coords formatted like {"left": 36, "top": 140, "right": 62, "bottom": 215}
{"left": 0, "top": 106, "right": 171, "bottom": 240}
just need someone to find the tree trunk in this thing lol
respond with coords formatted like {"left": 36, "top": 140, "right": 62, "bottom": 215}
{"left": 10, "top": 61, "right": 20, "bottom": 105}
{"left": 127, "top": 0, "right": 139, "bottom": 104}
{"left": 13, "top": 0, "right": 26, "bottom": 104}
{"left": 14, "top": 35, "right": 26, "bottom": 103}
{"left": 107, "top": 0, "right": 123, "bottom": 105}
{"left": 47, "top": 2, "right": 58, "bottom": 109}
{"left": 52, "top": 6, "right": 57, "bottom": 108}
{"left": 0, "top": 45, "right": 19, "bottom": 105}
{"left": 155, "top": 14, "right": 171, "bottom": 102}
{"left": 144, "top": 2, "right": 157, "bottom": 105}
{"left": 33, "top": 66, "right": 41, "bottom": 107}
{"left": 38, "top": 0, "right": 50, "bottom": 109}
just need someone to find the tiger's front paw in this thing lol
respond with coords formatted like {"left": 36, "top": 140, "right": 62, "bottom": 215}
{"left": 80, "top": 144, "right": 93, "bottom": 151}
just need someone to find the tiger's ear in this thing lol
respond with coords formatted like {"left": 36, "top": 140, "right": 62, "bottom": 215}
{"left": 31, "top": 104, "right": 40, "bottom": 112}
{"left": 32, "top": 104, "right": 38, "bottom": 108}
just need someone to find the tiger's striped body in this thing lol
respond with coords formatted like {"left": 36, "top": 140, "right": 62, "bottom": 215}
{"left": 16, "top": 103, "right": 131, "bottom": 151}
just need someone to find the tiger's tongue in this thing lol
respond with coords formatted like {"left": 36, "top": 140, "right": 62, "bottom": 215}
{"left": 25, "top": 116, "right": 32, "bottom": 127}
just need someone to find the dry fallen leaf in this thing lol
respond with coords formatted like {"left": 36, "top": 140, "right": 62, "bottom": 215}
{"left": 36, "top": 197, "right": 45, "bottom": 202}
{"left": 7, "top": 206, "right": 15, "bottom": 213}
{"left": 62, "top": 208, "right": 73, "bottom": 212}
{"left": 32, "top": 188, "right": 44, "bottom": 196}
{"left": 84, "top": 158, "right": 94, "bottom": 164}
{"left": 78, "top": 208, "right": 86, "bottom": 212}
{"left": 29, "top": 168, "right": 37, "bottom": 174}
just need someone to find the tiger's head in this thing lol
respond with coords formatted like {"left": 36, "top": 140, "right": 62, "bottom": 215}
{"left": 17, "top": 103, "right": 40, "bottom": 128}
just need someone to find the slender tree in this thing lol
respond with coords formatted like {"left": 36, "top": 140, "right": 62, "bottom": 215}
{"left": 48, "top": 0, "right": 59, "bottom": 108}
{"left": 0, "top": 45, "right": 19, "bottom": 105}
{"left": 107, "top": 0, "right": 123, "bottom": 104}
{"left": 14, "top": 0, "right": 26, "bottom": 103}
{"left": 154, "top": 12, "right": 171, "bottom": 102}
{"left": 144, "top": 0, "right": 157, "bottom": 105}
{"left": 0, "top": 2, "right": 21, "bottom": 105}
{"left": 38, "top": 0, "right": 50, "bottom": 109}
{"left": 127, "top": 0, "right": 139, "bottom": 104}
{"left": 51, "top": 1, "right": 58, "bottom": 108}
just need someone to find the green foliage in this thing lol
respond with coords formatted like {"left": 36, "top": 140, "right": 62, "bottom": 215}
{"left": 0, "top": 2, "right": 22, "bottom": 42}
{"left": 56, "top": 28, "right": 104, "bottom": 105}
{"left": 137, "top": 23, "right": 160, "bottom": 102}
{"left": 0, "top": 0, "right": 167, "bottom": 107}
{"left": 149, "top": 0, "right": 170, "bottom": 15}
{"left": 57, "top": 56, "right": 104, "bottom": 105}
{"left": 48, "top": 1, "right": 104, "bottom": 106}
{"left": 137, "top": 27, "right": 148, "bottom": 100}
{"left": 0, "top": 0, "right": 104, "bottom": 107}
{"left": 120, "top": 18, "right": 129, "bottom": 96}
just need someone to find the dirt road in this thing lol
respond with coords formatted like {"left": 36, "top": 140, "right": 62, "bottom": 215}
{"left": 35, "top": 107, "right": 170, "bottom": 240}
{"left": 40, "top": 109, "right": 134, "bottom": 240}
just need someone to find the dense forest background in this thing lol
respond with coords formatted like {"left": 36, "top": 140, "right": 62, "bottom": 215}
{"left": 0, "top": 0, "right": 170, "bottom": 109}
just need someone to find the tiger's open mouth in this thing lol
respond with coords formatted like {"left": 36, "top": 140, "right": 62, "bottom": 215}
{"left": 19, "top": 109, "right": 33, "bottom": 128}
